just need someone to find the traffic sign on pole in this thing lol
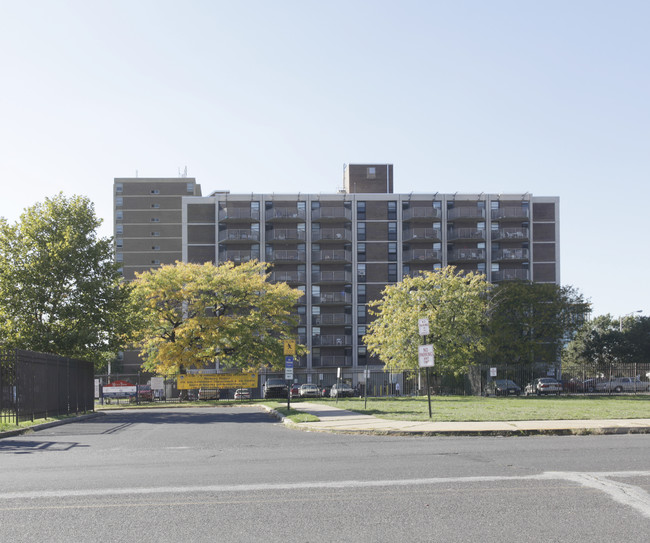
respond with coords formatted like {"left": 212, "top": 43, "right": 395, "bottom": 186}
{"left": 418, "top": 345, "right": 435, "bottom": 368}
{"left": 285, "top": 356, "right": 294, "bottom": 380}
{"left": 418, "top": 318, "right": 430, "bottom": 336}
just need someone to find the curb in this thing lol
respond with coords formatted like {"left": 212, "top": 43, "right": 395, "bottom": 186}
{"left": 0, "top": 412, "right": 104, "bottom": 439}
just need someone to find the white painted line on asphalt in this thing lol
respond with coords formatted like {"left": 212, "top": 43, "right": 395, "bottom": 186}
{"left": 2, "top": 470, "right": 649, "bottom": 520}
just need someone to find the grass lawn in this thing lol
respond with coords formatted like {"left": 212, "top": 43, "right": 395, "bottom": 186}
{"left": 301, "top": 395, "right": 650, "bottom": 422}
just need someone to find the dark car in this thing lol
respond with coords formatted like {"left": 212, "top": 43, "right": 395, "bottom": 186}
{"left": 562, "top": 378, "right": 585, "bottom": 393}
{"left": 321, "top": 386, "right": 332, "bottom": 398}
{"left": 263, "top": 378, "right": 289, "bottom": 399}
{"left": 330, "top": 383, "right": 355, "bottom": 398}
{"left": 485, "top": 379, "right": 521, "bottom": 396}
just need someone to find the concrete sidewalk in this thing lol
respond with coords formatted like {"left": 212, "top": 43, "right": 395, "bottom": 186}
{"left": 279, "top": 402, "right": 650, "bottom": 436}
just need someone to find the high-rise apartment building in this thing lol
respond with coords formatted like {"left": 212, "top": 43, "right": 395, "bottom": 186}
{"left": 114, "top": 165, "right": 559, "bottom": 381}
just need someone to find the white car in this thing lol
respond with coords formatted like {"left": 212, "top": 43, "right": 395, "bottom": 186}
{"left": 299, "top": 384, "right": 320, "bottom": 398}
{"left": 595, "top": 377, "right": 650, "bottom": 393}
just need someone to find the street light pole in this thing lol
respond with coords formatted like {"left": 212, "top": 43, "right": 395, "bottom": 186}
{"left": 619, "top": 310, "right": 642, "bottom": 332}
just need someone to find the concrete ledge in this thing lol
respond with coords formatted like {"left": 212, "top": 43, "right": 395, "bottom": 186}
{"left": 0, "top": 412, "right": 104, "bottom": 439}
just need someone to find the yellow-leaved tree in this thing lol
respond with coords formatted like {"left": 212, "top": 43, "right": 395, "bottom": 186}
{"left": 364, "top": 266, "right": 490, "bottom": 375}
{"left": 129, "top": 260, "right": 306, "bottom": 375}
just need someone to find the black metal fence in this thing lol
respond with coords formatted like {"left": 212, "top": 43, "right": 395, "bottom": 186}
{"left": 0, "top": 349, "right": 94, "bottom": 424}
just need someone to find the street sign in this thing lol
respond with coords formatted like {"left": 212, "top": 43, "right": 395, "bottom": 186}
{"left": 285, "top": 356, "right": 294, "bottom": 380}
{"left": 418, "top": 344, "right": 435, "bottom": 367}
{"left": 490, "top": 367, "right": 497, "bottom": 377}
{"left": 418, "top": 318, "right": 430, "bottom": 336}
{"left": 283, "top": 340, "right": 296, "bottom": 356}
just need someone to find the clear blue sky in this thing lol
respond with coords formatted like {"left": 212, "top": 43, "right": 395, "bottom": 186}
{"left": 1, "top": 0, "right": 648, "bottom": 318}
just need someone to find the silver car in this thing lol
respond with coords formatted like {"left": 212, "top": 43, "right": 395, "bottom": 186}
{"left": 299, "top": 384, "right": 320, "bottom": 398}
{"left": 524, "top": 378, "right": 562, "bottom": 396}
{"left": 596, "top": 377, "right": 650, "bottom": 393}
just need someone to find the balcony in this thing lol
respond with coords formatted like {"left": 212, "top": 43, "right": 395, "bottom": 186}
{"left": 447, "top": 207, "right": 486, "bottom": 220}
{"left": 312, "top": 335, "right": 352, "bottom": 347}
{"left": 270, "top": 270, "right": 306, "bottom": 283}
{"left": 311, "top": 228, "right": 352, "bottom": 242}
{"left": 265, "top": 207, "right": 307, "bottom": 221}
{"left": 265, "top": 229, "right": 306, "bottom": 242}
{"left": 491, "top": 227, "right": 529, "bottom": 241}
{"left": 312, "top": 314, "right": 352, "bottom": 326}
{"left": 402, "top": 227, "right": 441, "bottom": 242}
{"left": 313, "top": 355, "right": 353, "bottom": 367}
{"left": 218, "top": 250, "right": 260, "bottom": 263}
{"left": 218, "top": 229, "right": 260, "bottom": 243}
{"left": 492, "top": 248, "right": 530, "bottom": 262}
{"left": 312, "top": 293, "right": 352, "bottom": 305}
{"left": 311, "top": 270, "right": 353, "bottom": 283}
{"left": 403, "top": 249, "right": 442, "bottom": 262}
{"left": 218, "top": 208, "right": 260, "bottom": 221}
{"left": 448, "top": 248, "right": 486, "bottom": 261}
{"left": 311, "top": 249, "right": 352, "bottom": 263}
{"left": 447, "top": 228, "right": 486, "bottom": 241}
{"left": 267, "top": 250, "right": 306, "bottom": 263}
{"left": 402, "top": 207, "right": 442, "bottom": 221}
{"left": 311, "top": 207, "right": 352, "bottom": 221}
{"left": 491, "top": 207, "right": 530, "bottom": 220}
{"left": 491, "top": 269, "right": 530, "bottom": 282}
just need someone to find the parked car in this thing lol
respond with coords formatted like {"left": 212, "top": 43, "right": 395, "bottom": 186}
{"left": 561, "top": 378, "right": 585, "bottom": 393}
{"left": 524, "top": 378, "right": 562, "bottom": 396}
{"left": 321, "top": 385, "right": 332, "bottom": 398}
{"left": 290, "top": 384, "right": 301, "bottom": 398}
{"left": 485, "top": 379, "right": 521, "bottom": 396}
{"left": 299, "top": 384, "right": 320, "bottom": 398}
{"left": 136, "top": 385, "right": 154, "bottom": 401}
{"left": 582, "top": 378, "right": 605, "bottom": 393}
{"left": 330, "top": 382, "right": 355, "bottom": 398}
{"left": 263, "top": 378, "right": 288, "bottom": 399}
{"left": 234, "top": 388, "right": 251, "bottom": 400}
{"left": 596, "top": 377, "right": 650, "bottom": 393}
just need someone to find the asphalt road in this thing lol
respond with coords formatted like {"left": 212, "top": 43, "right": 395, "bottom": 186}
{"left": 1, "top": 406, "right": 649, "bottom": 542}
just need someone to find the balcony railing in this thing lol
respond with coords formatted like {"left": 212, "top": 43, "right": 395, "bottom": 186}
{"left": 313, "top": 355, "right": 353, "bottom": 367}
{"left": 312, "top": 293, "right": 352, "bottom": 304}
{"left": 402, "top": 227, "right": 441, "bottom": 242}
{"left": 265, "top": 207, "right": 307, "bottom": 221}
{"left": 311, "top": 207, "right": 352, "bottom": 221}
{"left": 218, "top": 250, "right": 260, "bottom": 263}
{"left": 218, "top": 208, "right": 260, "bottom": 221}
{"left": 311, "top": 249, "right": 352, "bottom": 262}
{"left": 311, "top": 270, "right": 353, "bottom": 283}
{"left": 312, "top": 335, "right": 352, "bottom": 347}
{"left": 447, "top": 207, "right": 486, "bottom": 220}
{"left": 218, "top": 229, "right": 260, "bottom": 242}
{"left": 491, "top": 227, "right": 529, "bottom": 241}
{"left": 448, "top": 248, "right": 486, "bottom": 261}
{"left": 267, "top": 250, "right": 306, "bottom": 262}
{"left": 270, "top": 270, "right": 306, "bottom": 283}
{"left": 311, "top": 228, "right": 352, "bottom": 241}
{"left": 492, "top": 248, "right": 529, "bottom": 261}
{"left": 447, "top": 228, "right": 486, "bottom": 241}
{"left": 403, "top": 249, "right": 442, "bottom": 262}
{"left": 491, "top": 207, "right": 530, "bottom": 220}
{"left": 312, "top": 314, "right": 353, "bottom": 326}
{"left": 402, "top": 207, "right": 442, "bottom": 221}
{"left": 266, "top": 229, "right": 306, "bottom": 242}
{"left": 491, "top": 269, "right": 530, "bottom": 281}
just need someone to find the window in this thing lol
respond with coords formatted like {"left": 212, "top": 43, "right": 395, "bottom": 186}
{"left": 152, "top": 246, "right": 160, "bottom": 251}
{"left": 116, "top": 252, "right": 123, "bottom": 262}
{"left": 115, "top": 197, "right": 123, "bottom": 207}
{"left": 357, "top": 284, "right": 366, "bottom": 303}
{"left": 403, "top": 264, "right": 410, "bottom": 277}
{"left": 433, "top": 201, "right": 442, "bottom": 209}
{"left": 491, "top": 201, "right": 499, "bottom": 210}
{"left": 151, "top": 217, "right": 160, "bottom": 222}
{"left": 357, "top": 305, "right": 367, "bottom": 324}
{"left": 311, "top": 201, "right": 320, "bottom": 210}
{"left": 387, "top": 201, "right": 397, "bottom": 220}
{"left": 477, "top": 201, "right": 486, "bottom": 209}
{"left": 151, "top": 189, "right": 160, "bottom": 195}
{"left": 388, "top": 243, "right": 397, "bottom": 261}
{"left": 151, "top": 231, "right": 160, "bottom": 236}
{"left": 477, "top": 242, "right": 485, "bottom": 249}
{"left": 116, "top": 210, "right": 123, "bottom": 220}
{"left": 357, "top": 264, "right": 366, "bottom": 282}
{"left": 478, "top": 262, "right": 486, "bottom": 272}
{"left": 388, "top": 222, "right": 397, "bottom": 241}
{"left": 152, "top": 259, "right": 161, "bottom": 265}
{"left": 357, "top": 201, "right": 366, "bottom": 220}
{"left": 491, "top": 222, "right": 499, "bottom": 231}
{"left": 357, "top": 243, "right": 366, "bottom": 262}
{"left": 116, "top": 238, "right": 123, "bottom": 248}
{"left": 151, "top": 203, "right": 160, "bottom": 209}
{"left": 367, "top": 167, "right": 376, "bottom": 179}
{"left": 357, "top": 222, "right": 366, "bottom": 241}
{"left": 477, "top": 222, "right": 485, "bottom": 230}
{"left": 358, "top": 346, "right": 367, "bottom": 363}
{"left": 491, "top": 263, "right": 500, "bottom": 272}
{"left": 297, "top": 201, "right": 306, "bottom": 212}
{"left": 433, "top": 242, "right": 441, "bottom": 250}
{"left": 388, "top": 263, "right": 398, "bottom": 282}
{"left": 115, "top": 183, "right": 123, "bottom": 193}
{"left": 186, "top": 183, "right": 194, "bottom": 193}
{"left": 116, "top": 225, "right": 123, "bottom": 235}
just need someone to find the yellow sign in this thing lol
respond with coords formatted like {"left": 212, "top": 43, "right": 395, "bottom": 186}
{"left": 177, "top": 373, "right": 258, "bottom": 390}
{"left": 283, "top": 340, "right": 296, "bottom": 356}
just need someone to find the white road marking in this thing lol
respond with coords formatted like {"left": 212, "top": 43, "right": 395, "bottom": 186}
{"left": 1, "top": 471, "right": 649, "bottom": 518}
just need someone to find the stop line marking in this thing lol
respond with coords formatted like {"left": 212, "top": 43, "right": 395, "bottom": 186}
{"left": 1, "top": 471, "right": 649, "bottom": 518}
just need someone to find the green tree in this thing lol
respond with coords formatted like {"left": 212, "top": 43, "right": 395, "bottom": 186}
{"left": 129, "top": 260, "right": 306, "bottom": 375}
{"left": 486, "top": 281, "right": 590, "bottom": 370}
{"left": 364, "top": 266, "right": 490, "bottom": 375}
{"left": 0, "top": 193, "right": 131, "bottom": 368}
